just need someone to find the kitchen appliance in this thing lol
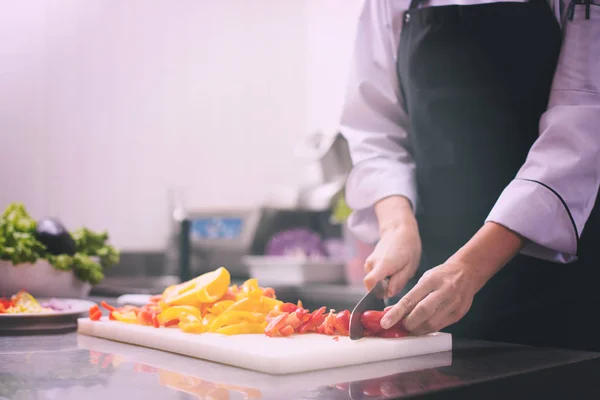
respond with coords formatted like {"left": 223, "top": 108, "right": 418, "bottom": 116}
{"left": 174, "top": 130, "right": 353, "bottom": 283}
{"left": 78, "top": 318, "right": 452, "bottom": 375}
{"left": 177, "top": 207, "right": 341, "bottom": 282}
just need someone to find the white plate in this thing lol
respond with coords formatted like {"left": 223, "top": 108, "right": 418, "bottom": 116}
{"left": 0, "top": 298, "right": 97, "bottom": 333}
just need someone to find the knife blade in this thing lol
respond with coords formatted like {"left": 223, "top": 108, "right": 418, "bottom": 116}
{"left": 349, "top": 279, "right": 389, "bottom": 340}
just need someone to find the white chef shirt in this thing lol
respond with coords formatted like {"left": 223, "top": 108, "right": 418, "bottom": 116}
{"left": 340, "top": 0, "right": 600, "bottom": 263}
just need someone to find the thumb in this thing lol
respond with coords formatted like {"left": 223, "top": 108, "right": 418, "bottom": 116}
{"left": 364, "top": 258, "right": 394, "bottom": 290}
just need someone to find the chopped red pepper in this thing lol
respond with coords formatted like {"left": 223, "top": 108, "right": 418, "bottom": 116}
{"left": 279, "top": 303, "right": 298, "bottom": 313}
{"left": 279, "top": 325, "right": 295, "bottom": 337}
{"left": 164, "top": 318, "right": 180, "bottom": 327}
{"left": 101, "top": 301, "right": 116, "bottom": 312}
{"left": 90, "top": 310, "right": 102, "bottom": 321}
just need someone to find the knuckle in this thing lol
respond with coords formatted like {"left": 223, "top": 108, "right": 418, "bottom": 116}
{"left": 421, "top": 269, "right": 435, "bottom": 281}
{"left": 400, "top": 295, "right": 415, "bottom": 311}
{"left": 414, "top": 305, "right": 431, "bottom": 319}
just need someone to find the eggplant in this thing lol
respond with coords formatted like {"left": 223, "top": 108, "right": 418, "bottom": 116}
{"left": 35, "top": 218, "right": 77, "bottom": 255}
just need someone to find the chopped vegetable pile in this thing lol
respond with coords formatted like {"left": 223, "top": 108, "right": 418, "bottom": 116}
{"left": 0, "top": 203, "right": 120, "bottom": 284}
{"left": 0, "top": 290, "right": 54, "bottom": 314}
{"left": 90, "top": 267, "right": 410, "bottom": 339}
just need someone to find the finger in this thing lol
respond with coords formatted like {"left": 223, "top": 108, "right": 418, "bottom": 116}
{"left": 364, "top": 258, "right": 399, "bottom": 289}
{"left": 381, "top": 279, "right": 434, "bottom": 329}
{"left": 386, "top": 267, "right": 414, "bottom": 298}
{"left": 364, "top": 255, "right": 375, "bottom": 274}
{"left": 402, "top": 292, "right": 451, "bottom": 332}
{"left": 411, "top": 306, "right": 461, "bottom": 336}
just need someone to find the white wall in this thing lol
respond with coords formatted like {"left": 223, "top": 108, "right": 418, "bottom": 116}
{"left": 0, "top": 1, "right": 361, "bottom": 251}
{"left": 305, "top": 0, "right": 363, "bottom": 134}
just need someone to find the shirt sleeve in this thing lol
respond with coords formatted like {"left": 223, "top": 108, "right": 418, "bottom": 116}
{"left": 486, "top": 7, "right": 600, "bottom": 263}
{"left": 339, "top": 0, "right": 415, "bottom": 245}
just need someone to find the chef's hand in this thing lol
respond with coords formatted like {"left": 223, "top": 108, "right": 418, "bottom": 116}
{"left": 381, "top": 222, "right": 526, "bottom": 335}
{"left": 365, "top": 196, "right": 421, "bottom": 298}
{"left": 380, "top": 260, "right": 477, "bottom": 334}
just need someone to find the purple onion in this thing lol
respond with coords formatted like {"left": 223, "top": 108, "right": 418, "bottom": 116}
{"left": 40, "top": 299, "right": 71, "bottom": 311}
{"left": 265, "top": 228, "right": 327, "bottom": 258}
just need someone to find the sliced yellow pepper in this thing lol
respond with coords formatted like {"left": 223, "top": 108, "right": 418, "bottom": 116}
{"left": 209, "top": 311, "right": 266, "bottom": 331}
{"left": 221, "top": 297, "right": 261, "bottom": 314}
{"left": 163, "top": 267, "right": 230, "bottom": 306}
{"left": 178, "top": 315, "right": 205, "bottom": 334}
{"left": 202, "top": 314, "right": 216, "bottom": 326}
{"left": 215, "top": 322, "right": 267, "bottom": 335}
{"left": 206, "top": 300, "right": 234, "bottom": 316}
{"left": 158, "top": 300, "right": 169, "bottom": 312}
{"left": 157, "top": 305, "right": 202, "bottom": 325}
{"left": 260, "top": 297, "right": 283, "bottom": 313}
{"left": 112, "top": 311, "right": 138, "bottom": 324}
{"left": 209, "top": 310, "right": 265, "bottom": 331}
{"left": 235, "top": 279, "right": 260, "bottom": 300}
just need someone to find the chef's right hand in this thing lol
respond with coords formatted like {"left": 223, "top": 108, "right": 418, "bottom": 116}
{"left": 364, "top": 196, "right": 422, "bottom": 298}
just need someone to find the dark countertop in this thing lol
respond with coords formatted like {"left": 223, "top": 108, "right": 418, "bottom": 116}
{"left": 2, "top": 331, "right": 600, "bottom": 400}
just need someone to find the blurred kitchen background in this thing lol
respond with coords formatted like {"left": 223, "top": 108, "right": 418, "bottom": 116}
{"left": 0, "top": 0, "right": 370, "bottom": 309}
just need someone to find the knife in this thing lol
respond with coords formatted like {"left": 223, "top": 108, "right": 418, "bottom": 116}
{"left": 349, "top": 278, "right": 389, "bottom": 340}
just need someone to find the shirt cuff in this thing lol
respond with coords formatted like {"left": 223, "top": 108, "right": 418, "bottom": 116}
{"left": 486, "top": 179, "right": 578, "bottom": 263}
{"left": 344, "top": 157, "right": 417, "bottom": 244}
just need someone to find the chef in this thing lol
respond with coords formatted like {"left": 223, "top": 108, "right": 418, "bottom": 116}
{"left": 340, "top": 0, "right": 600, "bottom": 350}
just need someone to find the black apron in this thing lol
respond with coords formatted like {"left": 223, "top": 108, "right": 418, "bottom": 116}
{"left": 389, "top": 0, "right": 600, "bottom": 350}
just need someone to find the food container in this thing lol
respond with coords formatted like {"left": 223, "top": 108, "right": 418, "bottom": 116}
{"left": 0, "top": 260, "right": 91, "bottom": 298}
{"left": 241, "top": 255, "right": 345, "bottom": 286}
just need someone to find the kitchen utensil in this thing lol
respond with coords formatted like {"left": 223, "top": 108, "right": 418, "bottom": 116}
{"left": 0, "top": 298, "right": 96, "bottom": 333}
{"left": 77, "top": 333, "right": 452, "bottom": 392}
{"left": 242, "top": 255, "right": 345, "bottom": 285}
{"left": 0, "top": 260, "right": 91, "bottom": 298}
{"left": 77, "top": 318, "right": 452, "bottom": 375}
{"left": 349, "top": 279, "right": 388, "bottom": 340}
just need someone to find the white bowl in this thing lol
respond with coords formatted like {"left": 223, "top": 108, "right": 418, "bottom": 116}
{"left": 0, "top": 260, "right": 91, "bottom": 298}
{"left": 242, "top": 255, "right": 345, "bottom": 286}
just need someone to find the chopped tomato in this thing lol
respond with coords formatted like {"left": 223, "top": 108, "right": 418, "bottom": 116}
{"left": 137, "top": 310, "right": 154, "bottom": 326}
{"left": 263, "top": 287, "right": 276, "bottom": 298}
{"left": 318, "top": 311, "right": 338, "bottom": 335}
{"left": 294, "top": 307, "right": 310, "bottom": 322}
{"left": 361, "top": 310, "right": 385, "bottom": 334}
{"left": 264, "top": 312, "right": 290, "bottom": 337}
{"left": 279, "top": 303, "right": 298, "bottom": 313}
{"left": 334, "top": 310, "right": 350, "bottom": 336}
{"left": 333, "top": 336, "right": 340, "bottom": 341}
{"left": 284, "top": 312, "right": 303, "bottom": 330}
{"left": 280, "top": 325, "right": 295, "bottom": 337}
{"left": 378, "top": 323, "right": 409, "bottom": 338}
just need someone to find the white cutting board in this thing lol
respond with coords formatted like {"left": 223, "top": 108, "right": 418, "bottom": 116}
{"left": 77, "top": 334, "right": 453, "bottom": 393}
{"left": 77, "top": 318, "right": 452, "bottom": 375}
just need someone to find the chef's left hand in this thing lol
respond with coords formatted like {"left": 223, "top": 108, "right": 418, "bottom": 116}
{"left": 380, "top": 260, "right": 479, "bottom": 335}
